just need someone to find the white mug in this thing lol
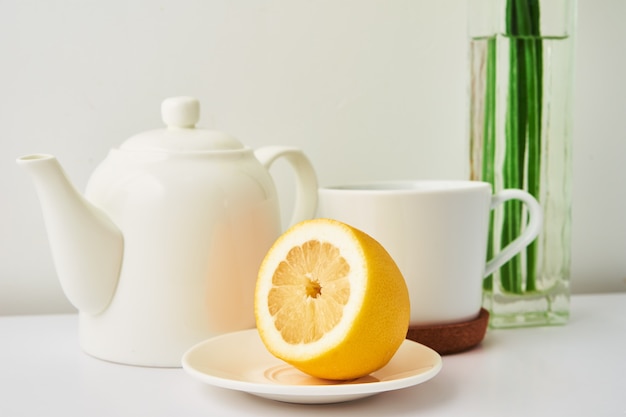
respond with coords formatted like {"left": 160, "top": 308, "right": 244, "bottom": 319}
{"left": 317, "top": 180, "right": 542, "bottom": 326}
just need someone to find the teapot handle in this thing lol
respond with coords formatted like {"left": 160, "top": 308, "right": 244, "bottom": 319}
{"left": 254, "top": 146, "right": 318, "bottom": 227}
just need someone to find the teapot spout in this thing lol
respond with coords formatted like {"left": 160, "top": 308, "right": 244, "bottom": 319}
{"left": 17, "top": 154, "right": 123, "bottom": 315}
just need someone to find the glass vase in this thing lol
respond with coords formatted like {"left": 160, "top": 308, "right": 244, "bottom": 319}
{"left": 468, "top": 0, "right": 576, "bottom": 328}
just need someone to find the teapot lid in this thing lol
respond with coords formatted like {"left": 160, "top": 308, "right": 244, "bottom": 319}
{"left": 119, "top": 96, "right": 245, "bottom": 152}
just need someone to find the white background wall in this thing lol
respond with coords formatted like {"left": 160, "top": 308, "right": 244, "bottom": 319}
{"left": 1, "top": 0, "right": 625, "bottom": 314}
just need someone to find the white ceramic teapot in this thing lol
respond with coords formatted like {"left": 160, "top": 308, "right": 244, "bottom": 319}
{"left": 17, "top": 96, "right": 318, "bottom": 367}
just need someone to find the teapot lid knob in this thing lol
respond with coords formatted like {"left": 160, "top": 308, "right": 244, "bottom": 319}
{"left": 119, "top": 96, "right": 245, "bottom": 152}
{"left": 161, "top": 96, "right": 199, "bottom": 128}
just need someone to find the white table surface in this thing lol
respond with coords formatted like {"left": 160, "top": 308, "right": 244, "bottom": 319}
{"left": 1, "top": 292, "right": 624, "bottom": 416}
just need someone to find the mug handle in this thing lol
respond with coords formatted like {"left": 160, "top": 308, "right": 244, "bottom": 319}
{"left": 483, "top": 189, "right": 543, "bottom": 277}
{"left": 254, "top": 146, "right": 318, "bottom": 226}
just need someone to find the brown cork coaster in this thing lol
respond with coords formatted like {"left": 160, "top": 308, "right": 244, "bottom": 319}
{"left": 406, "top": 308, "right": 489, "bottom": 355}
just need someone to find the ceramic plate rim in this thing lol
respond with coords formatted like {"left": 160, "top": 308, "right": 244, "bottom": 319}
{"left": 181, "top": 329, "right": 442, "bottom": 403}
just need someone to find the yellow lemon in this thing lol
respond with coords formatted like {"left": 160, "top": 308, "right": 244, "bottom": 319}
{"left": 254, "top": 218, "right": 410, "bottom": 380}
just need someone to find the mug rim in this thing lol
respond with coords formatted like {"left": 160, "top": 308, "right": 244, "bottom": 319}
{"left": 319, "top": 180, "right": 492, "bottom": 194}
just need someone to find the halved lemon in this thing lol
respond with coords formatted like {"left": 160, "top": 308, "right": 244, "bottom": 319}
{"left": 254, "top": 218, "right": 410, "bottom": 380}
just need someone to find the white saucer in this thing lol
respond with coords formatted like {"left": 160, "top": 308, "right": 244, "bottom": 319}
{"left": 182, "top": 329, "right": 442, "bottom": 404}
